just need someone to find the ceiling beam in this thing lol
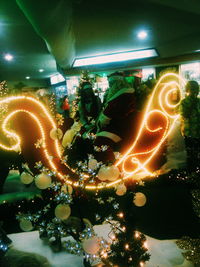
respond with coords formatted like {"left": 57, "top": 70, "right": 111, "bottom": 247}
{"left": 16, "top": 0, "right": 75, "bottom": 69}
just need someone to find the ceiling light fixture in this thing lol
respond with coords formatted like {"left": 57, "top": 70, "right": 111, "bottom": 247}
{"left": 39, "top": 69, "right": 44, "bottom": 72}
{"left": 137, "top": 31, "right": 148, "bottom": 40}
{"left": 4, "top": 53, "right": 13, "bottom": 61}
{"left": 73, "top": 48, "right": 157, "bottom": 67}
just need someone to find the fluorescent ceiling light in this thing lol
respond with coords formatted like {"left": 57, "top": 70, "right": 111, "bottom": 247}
{"left": 73, "top": 49, "right": 157, "bottom": 67}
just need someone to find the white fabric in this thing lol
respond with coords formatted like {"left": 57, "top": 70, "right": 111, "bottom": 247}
{"left": 8, "top": 226, "right": 194, "bottom": 267}
{"left": 8, "top": 231, "right": 83, "bottom": 267}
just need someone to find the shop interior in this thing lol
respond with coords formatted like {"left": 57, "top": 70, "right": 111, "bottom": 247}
{"left": 0, "top": 1, "right": 200, "bottom": 267}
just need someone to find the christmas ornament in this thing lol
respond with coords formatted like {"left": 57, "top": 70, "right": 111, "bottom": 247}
{"left": 20, "top": 172, "right": 34, "bottom": 185}
{"left": 62, "top": 129, "right": 76, "bottom": 147}
{"left": 19, "top": 219, "right": 33, "bottom": 232}
{"left": 35, "top": 173, "right": 52, "bottom": 189}
{"left": 55, "top": 204, "right": 71, "bottom": 220}
{"left": 133, "top": 192, "right": 147, "bottom": 207}
{"left": 82, "top": 236, "right": 100, "bottom": 255}
{"left": 98, "top": 165, "right": 120, "bottom": 181}
{"left": 116, "top": 183, "right": 127, "bottom": 196}
{"left": 50, "top": 128, "right": 63, "bottom": 140}
{"left": 97, "top": 166, "right": 110, "bottom": 181}
{"left": 107, "top": 165, "right": 120, "bottom": 181}
{"left": 61, "top": 184, "right": 73, "bottom": 195}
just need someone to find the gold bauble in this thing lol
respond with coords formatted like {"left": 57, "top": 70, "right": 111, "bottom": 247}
{"left": 19, "top": 219, "right": 33, "bottom": 232}
{"left": 116, "top": 183, "right": 127, "bottom": 196}
{"left": 133, "top": 192, "right": 147, "bottom": 207}
{"left": 50, "top": 128, "right": 63, "bottom": 140}
{"left": 82, "top": 237, "right": 100, "bottom": 255}
{"left": 35, "top": 173, "right": 52, "bottom": 189}
{"left": 97, "top": 165, "right": 109, "bottom": 181}
{"left": 62, "top": 129, "right": 76, "bottom": 147}
{"left": 20, "top": 172, "right": 34, "bottom": 185}
{"left": 55, "top": 204, "right": 71, "bottom": 220}
{"left": 107, "top": 165, "right": 120, "bottom": 181}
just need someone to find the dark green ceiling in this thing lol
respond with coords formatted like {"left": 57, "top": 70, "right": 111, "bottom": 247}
{"left": 1, "top": 0, "right": 200, "bottom": 81}
{"left": 0, "top": 0, "right": 57, "bottom": 81}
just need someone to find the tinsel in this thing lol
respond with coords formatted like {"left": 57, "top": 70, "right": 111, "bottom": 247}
{"left": 0, "top": 226, "right": 12, "bottom": 257}
{"left": 191, "top": 189, "right": 200, "bottom": 218}
{"left": 0, "top": 81, "right": 9, "bottom": 121}
{"left": 0, "top": 240, "right": 9, "bottom": 256}
{"left": 176, "top": 237, "right": 200, "bottom": 265}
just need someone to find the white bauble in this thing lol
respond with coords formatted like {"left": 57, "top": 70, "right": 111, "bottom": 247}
{"left": 19, "top": 219, "right": 33, "bottom": 232}
{"left": 35, "top": 173, "right": 52, "bottom": 189}
{"left": 20, "top": 172, "right": 34, "bottom": 185}
{"left": 88, "top": 159, "right": 98, "bottom": 170}
{"left": 97, "top": 166, "right": 109, "bottom": 181}
{"left": 82, "top": 237, "right": 100, "bottom": 255}
{"left": 133, "top": 192, "right": 147, "bottom": 207}
{"left": 107, "top": 165, "right": 120, "bottom": 181}
{"left": 55, "top": 204, "right": 71, "bottom": 220}
{"left": 116, "top": 183, "right": 127, "bottom": 196}
{"left": 50, "top": 128, "right": 63, "bottom": 140}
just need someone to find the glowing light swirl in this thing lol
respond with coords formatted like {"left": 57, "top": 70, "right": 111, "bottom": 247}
{"left": 120, "top": 109, "right": 169, "bottom": 177}
{"left": 159, "top": 81, "right": 182, "bottom": 118}
{"left": 115, "top": 73, "right": 185, "bottom": 182}
{"left": 0, "top": 96, "right": 61, "bottom": 173}
{"left": 0, "top": 73, "right": 186, "bottom": 190}
{"left": 0, "top": 95, "right": 61, "bottom": 154}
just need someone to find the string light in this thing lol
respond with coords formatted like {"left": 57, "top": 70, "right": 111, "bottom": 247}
{"left": 143, "top": 241, "right": 148, "bottom": 249}
{"left": 101, "top": 251, "right": 108, "bottom": 259}
{"left": 110, "top": 234, "right": 116, "bottom": 241}
{"left": 117, "top": 212, "right": 124, "bottom": 218}
{"left": 135, "top": 231, "right": 140, "bottom": 238}
{"left": 0, "top": 74, "right": 186, "bottom": 190}
{"left": 125, "top": 243, "right": 129, "bottom": 250}
{"left": 122, "top": 226, "right": 126, "bottom": 231}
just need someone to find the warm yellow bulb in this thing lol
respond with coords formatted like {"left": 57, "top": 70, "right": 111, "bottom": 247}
{"left": 125, "top": 243, "right": 129, "bottom": 250}
{"left": 118, "top": 212, "right": 124, "bottom": 218}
